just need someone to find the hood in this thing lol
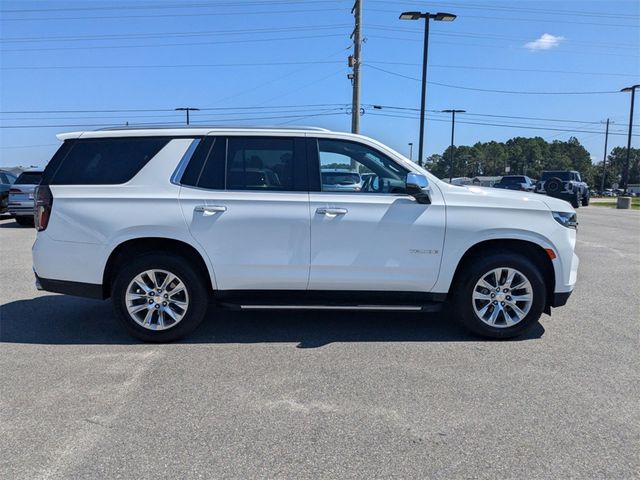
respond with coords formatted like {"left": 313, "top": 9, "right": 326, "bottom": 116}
{"left": 438, "top": 182, "right": 575, "bottom": 213}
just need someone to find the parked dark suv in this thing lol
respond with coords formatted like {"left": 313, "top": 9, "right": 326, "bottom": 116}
{"left": 536, "top": 171, "right": 589, "bottom": 208}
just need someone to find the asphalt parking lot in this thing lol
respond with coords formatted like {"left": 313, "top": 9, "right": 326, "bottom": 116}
{"left": 1, "top": 207, "right": 638, "bottom": 479}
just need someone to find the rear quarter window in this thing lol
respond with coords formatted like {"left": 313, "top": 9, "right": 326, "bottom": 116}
{"left": 48, "top": 137, "right": 171, "bottom": 185}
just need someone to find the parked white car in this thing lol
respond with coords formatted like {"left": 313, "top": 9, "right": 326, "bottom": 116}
{"left": 32, "top": 127, "right": 579, "bottom": 341}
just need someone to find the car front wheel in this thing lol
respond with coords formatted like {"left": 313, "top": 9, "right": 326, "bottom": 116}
{"left": 112, "top": 253, "right": 209, "bottom": 342}
{"left": 451, "top": 252, "right": 546, "bottom": 339}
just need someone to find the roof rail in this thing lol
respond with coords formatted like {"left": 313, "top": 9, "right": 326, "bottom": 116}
{"left": 94, "top": 125, "right": 332, "bottom": 132}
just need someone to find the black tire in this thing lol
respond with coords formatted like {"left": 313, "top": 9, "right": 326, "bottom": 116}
{"left": 111, "top": 252, "right": 209, "bottom": 342}
{"left": 14, "top": 216, "right": 34, "bottom": 226}
{"left": 450, "top": 251, "right": 547, "bottom": 339}
{"left": 581, "top": 192, "right": 590, "bottom": 206}
{"left": 545, "top": 177, "right": 562, "bottom": 194}
{"left": 570, "top": 192, "right": 580, "bottom": 208}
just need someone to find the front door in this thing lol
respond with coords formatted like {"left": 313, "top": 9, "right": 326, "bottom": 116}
{"left": 308, "top": 138, "right": 445, "bottom": 292}
{"left": 180, "top": 136, "right": 310, "bottom": 290}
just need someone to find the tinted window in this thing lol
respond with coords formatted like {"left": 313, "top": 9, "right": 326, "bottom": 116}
{"left": 50, "top": 137, "right": 170, "bottom": 185}
{"left": 0, "top": 173, "right": 7, "bottom": 184}
{"left": 196, "top": 137, "right": 226, "bottom": 190}
{"left": 15, "top": 171, "right": 43, "bottom": 185}
{"left": 317, "top": 139, "right": 407, "bottom": 194}
{"left": 226, "top": 137, "right": 295, "bottom": 191}
{"left": 498, "top": 176, "right": 526, "bottom": 185}
{"left": 181, "top": 137, "right": 215, "bottom": 187}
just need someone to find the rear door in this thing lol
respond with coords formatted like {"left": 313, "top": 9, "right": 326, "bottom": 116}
{"left": 179, "top": 135, "right": 311, "bottom": 290}
{"left": 308, "top": 137, "right": 446, "bottom": 292}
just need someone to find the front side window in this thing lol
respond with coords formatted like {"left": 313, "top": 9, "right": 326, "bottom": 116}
{"left": 226, "top": 137, "right": 295, "bottom": 191}
{"left": 317, "top": 139, "right": 407, "bottom": 194}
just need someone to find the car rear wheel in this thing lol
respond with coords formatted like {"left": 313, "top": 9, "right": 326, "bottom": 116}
{"left": 451, "top": 252, "right": 546, "bottom": 339}
{"left": 112, "top": 253, "right": 209, "bottom": 342}
{"left": 581, "top": 193, "right": 590, "bottom": 206}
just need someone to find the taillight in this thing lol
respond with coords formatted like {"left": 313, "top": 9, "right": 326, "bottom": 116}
{"left": 34, "top": 185, "right": 53, "bottom": 231}
{"left": 9, "top": 188, "right": 22, "bottom": 194}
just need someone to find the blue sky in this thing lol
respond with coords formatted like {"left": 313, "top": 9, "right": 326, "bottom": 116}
{"left": 1, "top": 0, "right": 639, "bottom": 168}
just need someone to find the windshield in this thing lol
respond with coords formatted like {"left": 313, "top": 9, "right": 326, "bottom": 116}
{"left": 321, "top": 172, "right": 361, "bottom": 185}
{"left": 15, "top": 172, "right": 43, "bottom": 185}
{"left": 541, "top": 172, "right": 571, "bottom": 181}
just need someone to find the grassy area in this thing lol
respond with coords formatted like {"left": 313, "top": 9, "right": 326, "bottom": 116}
{"left": 590, "top": 197, "right": 640, "bottom": 210}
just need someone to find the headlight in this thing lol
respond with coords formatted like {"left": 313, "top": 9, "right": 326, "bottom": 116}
{"left": 552, "top": 211, "right": 577, "bottom": 229}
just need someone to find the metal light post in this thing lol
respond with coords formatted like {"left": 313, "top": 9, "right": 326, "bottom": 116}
{"left": 600, "top": 119, "right": 612, "bottom": 194}
{"left": 442, "top": 109, "right": 465, "bottom": 182}
{"left": 399, "top": 11, "right": 456, "bottom": 166}
{"left": 408, "top": 142, "right": 414, "bottom": 161}
{"left": 175, "top": 107, "right": 200, "bottom": 125}
{"left": 621, "top": 85, "right": 639, "bottom": 195}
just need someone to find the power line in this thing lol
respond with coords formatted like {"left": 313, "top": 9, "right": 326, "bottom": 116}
{"left": 0, "top": 111, "right": 348, "bottom": 129}
{"left": 0, "top": 24, "right": 350, "bottom": 43}
{"left": 364, "top": 64, "right": 621, "bottom": 95}
{"left": 0, "top": 7, "right": 348, "bottom": 22}
{"left": 0, "top": 0, "right": 343, "bottom": 14}
{"left": 367, "top": 111, "right": 638, "bottom": 137}
{"left": 368, "top": 0, "right": 639, "bottom": 21}
{"left": 0, "top": 33, "right": 348, "bottom": 53}
{"left": 366, "top": 61, "right": 638, "bottom": 79}
{"left": 0, "top": 103, "right": 349, "bottom": 115}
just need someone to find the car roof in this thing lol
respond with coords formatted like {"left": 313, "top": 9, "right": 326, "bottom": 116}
{"left": 19, "top": 167, "right": 44, "bottom": 173}
{"left": 56, "top": 125, "right": 334, "bottom": 140}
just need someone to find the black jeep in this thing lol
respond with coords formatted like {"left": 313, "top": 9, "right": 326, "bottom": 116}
{"left": 535, "top": 170, "right": 589, "bottom": 208}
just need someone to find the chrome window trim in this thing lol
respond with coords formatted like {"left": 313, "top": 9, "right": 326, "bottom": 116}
{"left": 170, "top": 138, "right": 201, "bottom": 186}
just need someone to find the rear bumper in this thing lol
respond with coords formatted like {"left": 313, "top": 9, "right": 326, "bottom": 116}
{"left": 34, "top": 272, "right": 104, "bottom": 299}
{"left": 8, "top": 202, "right": 34, "bottom": 216}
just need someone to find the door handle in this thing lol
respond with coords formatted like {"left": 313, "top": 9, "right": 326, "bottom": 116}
{"left": 316, "top": 207, "right": 348, "bottom": 215}
{"left": 194, "top": 205, "right": 227, "bottom": 216}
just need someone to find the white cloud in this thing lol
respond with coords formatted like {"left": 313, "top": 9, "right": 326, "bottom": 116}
{"left": 524, "top": 33, "right": 565, "bottom": 51}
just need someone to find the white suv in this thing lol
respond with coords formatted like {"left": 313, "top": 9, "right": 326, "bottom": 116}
{"left": 32, "top": 127, "right": 579, "bottom": 341}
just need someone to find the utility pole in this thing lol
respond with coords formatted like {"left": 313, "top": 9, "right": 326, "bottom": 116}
{"left": 350, "top": 0, "right": 362, "bottom": 134}
{"left": 600, "top": 118, "right": 611, "bottom": 193}
{"left": 175, "top": 107, "right": 200, "bottom": 125}
{"left": 442, "top": 109, "right": 465, "bottom": 182}
{"left": 621, "top": 84, "right": 639, "bottom": 195}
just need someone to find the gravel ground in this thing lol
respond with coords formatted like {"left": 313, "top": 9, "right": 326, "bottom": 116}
{"left": 1, "top": 207, "right": 638, "bottom": 479}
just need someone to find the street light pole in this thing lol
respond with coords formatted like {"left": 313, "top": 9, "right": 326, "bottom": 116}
{"left": 600, "top": 118, "right": 611, "bottom": 194}
{"left": 175, "top": 107, "right": 200, "bottom": 125}
{"left": 621, "top": 84, "right": 639, "bottom": 195}
{"left": 442, "top": 109, "right": 465, "bottom": 182}
{"left": 408, "top": 142, "right": 413, "bottom": 161}
{"left": 399, "top": 11, "right": 456, "bottom": 166}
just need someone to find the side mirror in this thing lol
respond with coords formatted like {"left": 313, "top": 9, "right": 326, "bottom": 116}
{"left": 406, "top": 172, "right": 431, "bottom": 204}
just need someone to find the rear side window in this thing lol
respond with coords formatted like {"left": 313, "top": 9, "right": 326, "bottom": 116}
{"left": 226, "top": 137, "right": 295, "bottom": 191}
{"left": 15, "top": 172, "right": 43, "bottom": 185}
{"left": 49, "top": 137, "right": 170, "bottom": 185}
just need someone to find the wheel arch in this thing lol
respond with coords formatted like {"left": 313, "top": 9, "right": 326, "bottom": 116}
{"left": 448, "top": 238, "right": 555, "bottom": 312}
{"left": 102, "top": 237, "right": 214, "bottom": 298}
